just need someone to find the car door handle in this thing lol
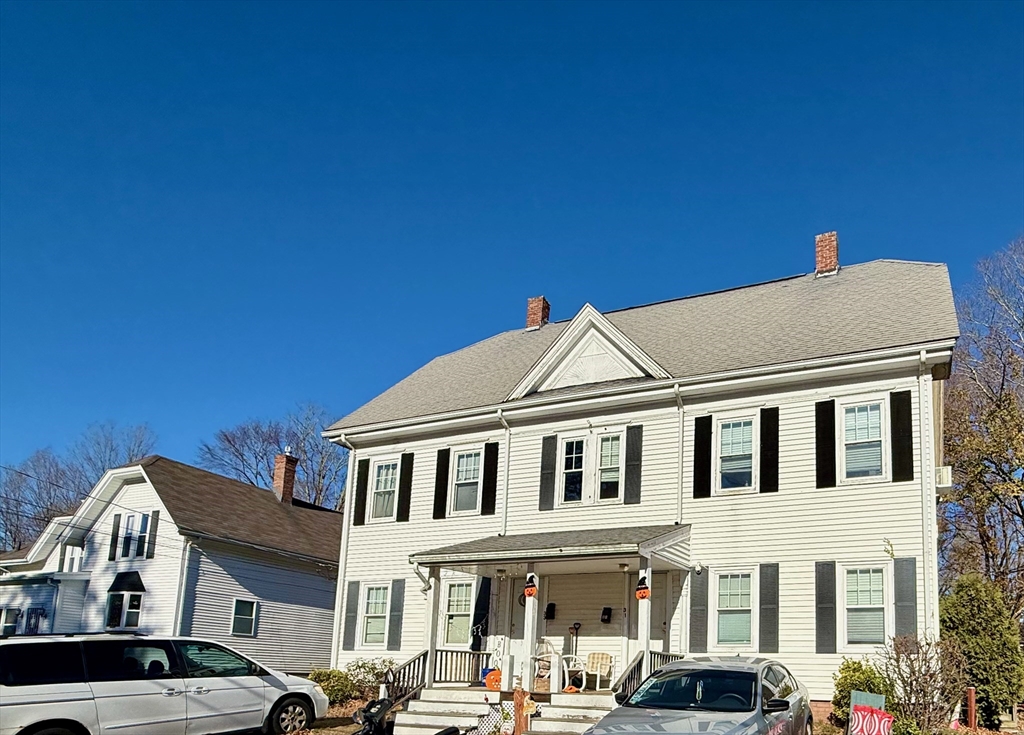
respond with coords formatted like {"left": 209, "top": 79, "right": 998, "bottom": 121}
{"left": 162, "top": 688, "right": 183, "bottom": 697}
{"left": 190, "top": 686, "right": 211, "bottom": 695}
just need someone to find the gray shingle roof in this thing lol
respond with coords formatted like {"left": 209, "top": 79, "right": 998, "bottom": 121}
{"left": 410, "top": 525, "right": 682, "bottom": 564}
{"left": 331, "top": 260, "right": 958, "bottom": 431}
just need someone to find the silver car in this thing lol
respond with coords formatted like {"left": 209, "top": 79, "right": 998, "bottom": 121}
{"left": 588, "top": 657, "right": 812, "bottom": 735}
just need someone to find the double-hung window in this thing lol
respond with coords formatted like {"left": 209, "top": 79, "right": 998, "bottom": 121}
{"left": 843, "top": 403, "right": 884, "bottom": 479}
{"left": 716, "top": 573, "right": 752, "bottom": 646}
{"left": 598, "top": 435, "right": 621, "bottom": 500}
{"left": 118, "top": 513, "right": 150, "bottom": 559}
{"left": 231, "top": 599, "right": 258, "bottom": 636}
{"left": 63, "top": 544, "right": 83, "bottom": 572}
{"left": 1, "top": 608, "right": 20, "bottom": 636}
{"left": 106, "top": 592, "right": 143, "bottom": 629}
{"left": 444, "top": 582, "right": 474, "bottom": 646}
{"left": 719, "top": 419, "right": 754, "bottom": 490}
{"left": 362, "top": 585, "right": 389, "bottom": 646}
{"left": 562, "top": 439, "right": 585, "bottom": 503}
{"left": 370, "top": 461, "right": 398, "bottom": 520}
{"left": 452, "top": 451, "right": 482, "bottom": 513}
{"left": 845, "top": 567, "right": 885, "bottom": 645}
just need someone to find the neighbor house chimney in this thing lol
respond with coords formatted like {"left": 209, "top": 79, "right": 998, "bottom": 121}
{"left": 815, "top": 231, "right": 839, "bottom": 276}
{"left": 273, "top": 450, "right": 298, "bottom": 505}
{"left": 526, "top": 296, "right": 550, "bottom": 330}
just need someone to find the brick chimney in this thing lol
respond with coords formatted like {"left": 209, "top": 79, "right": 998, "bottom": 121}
{"left": 526, "top": 296, "right": 550, "bottom": 330}
{"left": 815, "top": 231, "right": 839, "bottom": 276}
{"left": 273, "top": 450, "right": 298, "bottom": 505}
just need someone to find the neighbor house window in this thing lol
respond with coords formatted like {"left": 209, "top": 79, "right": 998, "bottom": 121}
{"left": 562, "top": 439, "right": 584, "bottom": 502}
{"left": 362, "top": 585, "right": 389, "bottom": 645}
{"left": 232, "top": 599, "right": 258, "bottom": 636}
{"left": 719, "top": 419, "right": 754, "bottom": 489}
{"left": 106, "top": 593, "right": 143, "bottom": 629}
{"left": 846, "top": 568, "right": 885, "bottom": 645}
{"left": 371, "top": 462, "right": 398, "bottom": 520}
{"left": 598, "top": 435, "right": 621, "bottom": 500}
{"left": 1, "top": 608, "right": 20, "bottom": 636}
{"left": 63, "top": 544, "right": 83, "bottom": 573}
{"left": 716, "top": 573, "right": 752, "bottom": 646}
{"left": 452, "top": 451, "right": 482, "bottom": 513}
{"left": 444, "top": 582, "right": 473, "bottom": 646}
{"left": 118, "top": 513, "right": 150, "bottom": 559}
{"left": 843, "top": 403, "right": 883, "bottom": 479}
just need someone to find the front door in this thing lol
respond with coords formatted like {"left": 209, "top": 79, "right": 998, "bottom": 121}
{"left": 83, "top": 639, "right": 187, "bottom": 735}
{"left": 24, "top": 607, "right": 45, "bottom": 635}
{"left": 177, "top": 641, "right": 266, "bottom": 735}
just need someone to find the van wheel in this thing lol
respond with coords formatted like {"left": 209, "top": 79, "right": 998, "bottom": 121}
{"left": 28, "top": 729, "right": 77, "bottom": 735}
{"left": 270, "top": 697, "right": 313, "bottom": 733}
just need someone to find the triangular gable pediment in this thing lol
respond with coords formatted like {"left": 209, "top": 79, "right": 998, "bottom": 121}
{"left": 506, "top": 303, "right": 671, "bottom": 400}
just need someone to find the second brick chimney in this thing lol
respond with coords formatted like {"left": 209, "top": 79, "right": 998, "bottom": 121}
{"left": 815, "top": 231, "right": 839, "bottom": 276}
{"left": 273, "top": 451, "right": 298, "bottom": 505}
{"left": 526, "top": 296, "right": 550, "bottom": 330}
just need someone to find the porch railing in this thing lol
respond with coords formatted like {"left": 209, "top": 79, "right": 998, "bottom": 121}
{"left": 385, "top": 649, "right": 428, "bottom": 708}
{"left": 434, "top": 649, "right": 492, "bottom": 685}
{"left": 649, "top": 651, "right": 687, "bottom": 671}
{"left": 610, "top": 651, "right": 645, "bottom": 697}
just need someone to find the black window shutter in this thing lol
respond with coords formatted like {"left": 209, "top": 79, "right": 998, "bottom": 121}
{"left": 890, "top": 391, "right": 914, "bottom": 482}
{"left": 624, "top": 425, "right": 644, "bottom": 505}
{"left": 470, "top": 577, "right": 492, "bottom": 651}
{"left": 387, "top": 579, "right": 405, "bottom": 651}
{"left": 815, "top": 561, "right": 837, "bottom": 654}
{"left": 353, "top": 459, "right": 370, "bottom": 527}
{"left": 108, "top": 514, "right": 121, "bottom": 561}
{"left": 894, "top": 557, "right": 918, "bottom": 637}
{"left": 689, "top": 570, "right": 709, "bottom": 653}
{"left": 760, "top": 408, "right": 779, "bottom": 493}
{"left": 539, "top": 435, "right": 557, "bottom": 511}
{"left": 342, "top": 581, "right": 360, "bottom": 651}
{"left": 433, "top": 449, "right": 450, "bottom": 520}
{"left": 481, "top": 443, "right": 499, "bottom": 516}
{"left": 59, "top": 543, "right": 67, "bottom": 573}
{"left": 759, "top": 563, "right": 780, "bottom": 653}
{"left": 815, "top": 400, "right": 837, "bottom": 489}
{"left": 145, "top": 510, "right": 160, "bottom": 559}
{"left": 693, "top": 416, "right": 713, "bottom": 499}
{"left": 396, "top": 453, "right": 414, "bottom": 522}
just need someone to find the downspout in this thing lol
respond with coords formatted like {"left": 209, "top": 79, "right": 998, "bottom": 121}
{"left": 172, "top": 539, "right": 193, "bottom": 635}
{"left": 674, "top": 384, "right": 684, "bottom": 525}
{"left": 46, "top": 578, "right": 60, "bottom": 635}
{"left": 497, "top": 409, "right": 512, "bottom": 537}
{"left": 917, "top": 351, "right": 937, "bottom": 635}
{"left": 330, "top": 437, "right": 357, "bottom": 669}
{"left": 413, "top": 563, "right": 432, "bottom": 593}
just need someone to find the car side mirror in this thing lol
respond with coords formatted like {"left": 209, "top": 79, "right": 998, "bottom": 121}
{"left": 614, "top": 691, "right": 629, "bottom": 705}
{"left": 763, "top": 698, "right": 790, "bottom": 713}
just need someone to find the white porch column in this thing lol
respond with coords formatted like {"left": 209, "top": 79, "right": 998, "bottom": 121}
{"left": 521, "top": 566, "right": 539, "bottom": 689}
{"left": 638, "top": 555, "right": 652, "bottom": 678}
{"left": 424, "top": 567, "right": 441, "bottom": 686}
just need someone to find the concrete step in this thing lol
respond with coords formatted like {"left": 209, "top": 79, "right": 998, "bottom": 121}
{"left": 394, "top": 712, "right": 481, "bottom": 729}
{"left": 406, "top": 699, "right": 493, "bottom": 716}
{"left": 395, "top": 725, "right": 464, "bottom": 735}
{"left": 528, "top": 718, "right": 597, "bottom": 734}
{"left": 549, "top": 692, "right": 616, "bottom": 709}
{"left": 420, "top": 687, "right": 495, "bottom": 704}
{"left": 536, "top": 705, "right": 609, "bottom": 721}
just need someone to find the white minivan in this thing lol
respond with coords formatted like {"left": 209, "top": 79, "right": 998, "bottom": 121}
{"left": 0, "top": 634, "right": 330, "bottom": 735}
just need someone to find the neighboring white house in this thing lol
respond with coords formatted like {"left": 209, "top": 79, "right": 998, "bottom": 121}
{"left": 0, "top": 454, "right": 342, "bottom": 674}
{"left": 323, "top": 232, "right": 958, "bottom": 708}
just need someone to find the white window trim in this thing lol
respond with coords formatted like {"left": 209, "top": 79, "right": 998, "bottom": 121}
{"left": 594, "top": 429, "right": 626, "bottom": 505}
{"left": 558, "top": 435, "right": 588, "bottom": 506}
{"left": 441, "top": 579, "right": 477, "bottom": 649}
{"left": 1, "top": 607, "right": 21, "bottom": 636}
{"left": 712, "top": 410, "right": 760, "bottom": 496}
{"left": 836, "top": 393, "right": 891, "bottom": 485}
{"left": 709, "top": 566, "right": 758, "bottom": 653}
{"left": 63, "top": 544, "right": 83, "bottom": 573}
{"left": 106, "top": 591, "right": 144, "bottom": 630}
{"left": 117, "top": 512, "right": 151, "bottom": 559}
{"left": 449, "top": 446, "right": 484, "bottom": 516}
{"left": 838, "top": 560, "right": 894, "bottom": 654}
{"left": 367, "top": 458, "right": 401, "bottom": 524}
{"left": 359, "top": 581, "right": 392, "bottom": 649}
{"left": 230, "top": 597, "right": 259, "bottom": 637}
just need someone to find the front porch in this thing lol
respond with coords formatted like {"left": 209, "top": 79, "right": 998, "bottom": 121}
{"left": 404, "top": 524, "right": 692, "bottom": 697}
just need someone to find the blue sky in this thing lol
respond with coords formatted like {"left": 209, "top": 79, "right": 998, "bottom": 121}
{"left": 1, "top": 0, "right": 1022, "bottom": 466}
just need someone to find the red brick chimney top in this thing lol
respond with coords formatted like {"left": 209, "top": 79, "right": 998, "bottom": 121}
{"left": 815, "top": 231, "right": 839, "bottom": 276}
{"left": 526, "top": 296, "right": 550, "bottom": 330}
{"left": 273, "top": 451, "right": 298, "bottom": 505}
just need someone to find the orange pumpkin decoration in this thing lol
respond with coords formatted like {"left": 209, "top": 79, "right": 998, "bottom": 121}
{"left": 485, "top": 669, "right": 502, "bottom": 690}
{"left": 524, "top": 575, "right": 538, "bottom": 598}
{"left": 635, "top": 575, "right": 651, "bottom": 600}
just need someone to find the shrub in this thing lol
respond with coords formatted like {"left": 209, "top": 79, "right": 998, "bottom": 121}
{"left": 830, "top": 658, "right": 892, "bottom": 728}
{"left": 940, "top": 573, "right": 1024, "bottom": 729}
{"left": 346, "top": 657, "right": 397, "bottom": 699}
{"left": 308, "top": 668, "right": 358, "bottom": 704}
{"left": 876, "top": 636, "right": 966, "bottom": 735}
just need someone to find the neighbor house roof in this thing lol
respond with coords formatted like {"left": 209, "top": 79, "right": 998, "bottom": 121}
{"left": 136, "top": 456, "right": 342, "bottom": 565}
{"left": 331, "top": 259, "right": 958, "bottom": 430}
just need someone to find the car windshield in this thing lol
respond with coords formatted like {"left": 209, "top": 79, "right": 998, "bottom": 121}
{"left": 625, "top": 668, "right": 757, "bottom": 712}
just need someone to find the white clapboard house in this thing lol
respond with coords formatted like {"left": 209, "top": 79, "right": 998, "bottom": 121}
{"left": 0, "top": 454, "right": 342, "bottom": 674}
{"left": 323, "top": 232, "right": 957, "bottom": 728}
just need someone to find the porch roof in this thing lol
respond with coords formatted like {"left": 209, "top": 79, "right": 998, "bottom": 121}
{"left": 410, "top": 524, "right": 691, "bottom": 570}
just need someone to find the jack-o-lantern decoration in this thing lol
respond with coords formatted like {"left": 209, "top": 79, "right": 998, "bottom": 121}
{"left": 524, "top": 574, "right": 538, "bottom": 598}
{"left": 635, "top": 575, "right": 651, "bottom": 600}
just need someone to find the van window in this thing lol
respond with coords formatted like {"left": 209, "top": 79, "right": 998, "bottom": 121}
{"left": 0, "top": 642, "right": 86, "bottom": 686}
{"left": 178, "top": 642, "right": 255, "bottom": 677}
{"left": 83, "top": 640, "right": 179, "bottom": 681}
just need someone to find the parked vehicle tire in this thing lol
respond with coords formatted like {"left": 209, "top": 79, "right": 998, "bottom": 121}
{"left": 27, "top": 729, "right": 78, "bottom": 735}
{"left": 805, "top": 719, "right": 814, "bottom": 735}
{"left": 269, "top": 697, "right": 313, "bottom": 733}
